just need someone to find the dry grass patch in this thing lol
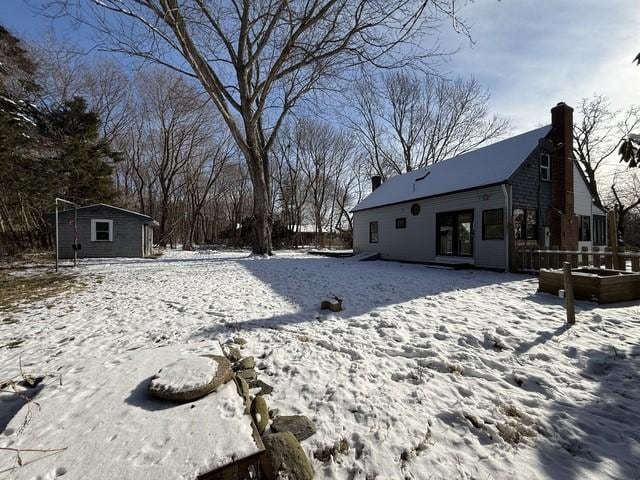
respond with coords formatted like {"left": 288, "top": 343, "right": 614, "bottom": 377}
{"left": 0, "top": 270, "right": 84, "bottom": 312}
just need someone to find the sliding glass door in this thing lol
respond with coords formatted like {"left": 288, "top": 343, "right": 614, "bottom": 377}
{"left": 436, "top": 210, "right": 474, "bottom": 257}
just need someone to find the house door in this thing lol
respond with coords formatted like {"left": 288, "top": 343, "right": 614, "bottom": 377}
{"left": 436, "top": 210, "right": 474, "bottom": 257}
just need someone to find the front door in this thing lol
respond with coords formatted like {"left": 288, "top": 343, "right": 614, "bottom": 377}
{"left": 436, "top": 210, "right": 474, "bottom": 257}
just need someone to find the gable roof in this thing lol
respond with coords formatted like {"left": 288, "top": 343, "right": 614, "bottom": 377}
{"left": 58, "top": 203, "right": 156, "bottom": 223}
{"left": 352, "top": 125, "right": 552, "bottom": 212}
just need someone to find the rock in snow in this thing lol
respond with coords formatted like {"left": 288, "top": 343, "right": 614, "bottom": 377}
{"left": 250, "top": 395, "right": 269, "bottom": 434}
{"left": 234, "top": 356, "right": 256, "bottom": 370}
{"left": 148, "top": 355, "right": 232, "bottom": 402}
{"left": 225, "top": 346, "right": 242, "bottom": 362}
{"left": 271, "top": 415, "right": 317, "bottom": 441}
{"left": 263, "top": 432, "right": 314, "bottom": 480}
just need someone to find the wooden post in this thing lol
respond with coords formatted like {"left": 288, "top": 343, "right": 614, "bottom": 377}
{"left": 581, "top": 246, "right": 589, "bottom": 268}
{"left": 631, "top": 254, "right": 640, "bottom": 272}
{"left": 604, "top": 247, "right": 613, "bottom": 269}
{"left": 593, "top": 246, "right": 601, "bottom": 268}
{"left": 551, "top": 246, "right": 559, "bottom": 269}
{"left": 563, "top": 262, "right": 575, "bottom": 325}
{"left": 607, "top": 210, "right": 620, "bottom": 269}
{"left": 570, "top": 251, "right": 579, "bottom": 268}
{"left": 540, "top": 250, "right": 548, "bottom": 270}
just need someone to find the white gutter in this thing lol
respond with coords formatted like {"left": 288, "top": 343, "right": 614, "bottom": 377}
{"left": 501, "top": 184, "right": 510, "bottom": 272}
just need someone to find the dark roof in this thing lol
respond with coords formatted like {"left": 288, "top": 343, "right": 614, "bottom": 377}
{"left": 58, "top": 203, "right": 156, "bottom": 223}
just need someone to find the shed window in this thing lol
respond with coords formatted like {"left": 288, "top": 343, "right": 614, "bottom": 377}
{"left": 91, "top": 219, "right": 113, "bottom": 242}
{"left": 482, "top": 209, "right": 504, "bottom": 240}
{"left": 395, "top": 218, "right": 406, "bottom": 229}
{"left": 579, "top": 215, "right": 591, "bottom": 242}
{"left": 514, "top": 208, "right": 538, "bottom": 241}
{"left": 540, "top": 153, "right": 551, "bottom": 181}
{"left": 369, "top": 221, "right": 379, "bottom": 243}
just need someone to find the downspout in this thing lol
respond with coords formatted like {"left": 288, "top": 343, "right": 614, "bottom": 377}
{"left": 501, "top": 183, "right": 511, "bottom": 272}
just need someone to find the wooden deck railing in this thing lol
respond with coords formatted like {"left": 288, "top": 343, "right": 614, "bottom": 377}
{"left": 517, "top": 246, "right": 640, "bottom": 273}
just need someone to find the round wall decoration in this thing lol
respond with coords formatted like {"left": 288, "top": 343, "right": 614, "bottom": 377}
{"left": 411, "top": 203, "right": 421, "bottom": 216}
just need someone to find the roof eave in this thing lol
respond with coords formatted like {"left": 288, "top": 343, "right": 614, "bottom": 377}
{"left": 352, "top": 181, "right": 507, "bottom": 213}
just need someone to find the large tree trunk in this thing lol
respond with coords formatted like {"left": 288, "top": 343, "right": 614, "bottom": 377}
{"left": 246, "top": 151, "right": 273, "bottom": 255}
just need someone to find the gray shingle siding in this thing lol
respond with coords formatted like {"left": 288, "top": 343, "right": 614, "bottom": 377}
{"left": 57, "top": 205, "right": 149, "bottom": 258}
{"left": 508, "top": 147, "right": 553, "bottom": 241}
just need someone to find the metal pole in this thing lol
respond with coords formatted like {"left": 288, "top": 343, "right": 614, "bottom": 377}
{"left": 54, "top": 197, "right": 79, "bottom": 272}
{"left": 74, "top": 204, "right": 78, "bottom": 268}
{"left": 55, "top": 199, "right": 59, "bottom": 273}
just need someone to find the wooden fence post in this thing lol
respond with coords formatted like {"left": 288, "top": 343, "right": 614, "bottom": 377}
{"left": 581, "top": 246, "right": 589, "bottom": 268}
{"left": 593, "top": 246, "right": 601, "bottom": 268}
{"left": 604, "top": 247, "right": 613, "bottom": 269}
{"left": 563, "top": 262, "right": 575, "bottom": 325}
{"left": 607, "top": 210, "right": 620, "bottom": 269}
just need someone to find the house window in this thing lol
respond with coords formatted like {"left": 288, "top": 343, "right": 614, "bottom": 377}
{"left": 369, "top": 221, "right": 378, "bottom": 243}
{"left": 593, "top": 215, "right": 606, "bottom": 246}
{"left": 91, "top": 219, "right": 113, "bottom": 242}
{"left": 395, "top": 218, "right": 406, "bottom": 229}
{"left": 540, "top": 153, "right": 551, "bottom": 181}
{"left": 579, "top": 215, "right": 591, "bottom": 242}
{"left": 482, "top": 209, "right": 504, "bottom": 240}
{"left": 513, "top": 208, "right": 538, "bottom": 241}
{"left": 436, "top": 210, "right": 473, "bottom": 256}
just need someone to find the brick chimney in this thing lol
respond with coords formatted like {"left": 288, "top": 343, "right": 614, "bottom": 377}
{"left": 371, "top": 175, "right": 382, "bottom": 192}
{"left": 549, "top": 102, "right": 578, "bottom": 249}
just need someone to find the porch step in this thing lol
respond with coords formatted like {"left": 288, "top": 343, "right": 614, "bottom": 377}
{"left": 307, "top": 249, "right": 354, "bottom": 258}
{"left": 423, "top": 260, "right": 474, "bottom": 270}
{"left": 351, "top": 252, "right": 381, "bottom": 262}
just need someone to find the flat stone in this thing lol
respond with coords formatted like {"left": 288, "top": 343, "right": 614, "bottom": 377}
{"left": 263, "top": 432, "right": 314, "bottom": 480}
{"left": 234, "top": 375, "right": 250, "bottom": 412}
{"left": 237, "top": 368, "right": 257, "bottom": 382}
{"left": 148, "top": 355, "right": 232, "bottom": 402}
{"left": 234, "top": 356, "right": 255, "bottom": 370}
{"left": 225, "top": 346, "right": 242, "bottom": 362}
{"left": 249, "top": 379, "right": 273, "bottom": 395}
{"left": 233, "top": 337, "right": 248, "bottom": 346}
{"left": 250, "top": 395, "right": 269, "bottom": 434}
{"left": 271, "top": 415, "right": 317, "bottom": 441}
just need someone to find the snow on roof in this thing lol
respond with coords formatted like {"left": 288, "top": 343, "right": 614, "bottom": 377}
{"left": 353, "top": 125, "right": 552, "bottom": 212}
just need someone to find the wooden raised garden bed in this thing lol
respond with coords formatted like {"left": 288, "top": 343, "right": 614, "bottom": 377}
{"left": 539, "top": 267, "right": 640, "bottom": 304}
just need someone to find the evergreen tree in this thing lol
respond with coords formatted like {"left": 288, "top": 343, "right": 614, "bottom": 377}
{"left": 0, "top": 26, "right": 118, "bottom": 251}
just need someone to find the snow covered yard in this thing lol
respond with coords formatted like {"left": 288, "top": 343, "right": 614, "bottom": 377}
{"left": 1, "top": 249, "right": 639, "bottom": 479}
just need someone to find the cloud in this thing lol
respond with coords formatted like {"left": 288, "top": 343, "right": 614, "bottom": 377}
{"left": 438, "top": 0, "right": 640, "bottom": 130}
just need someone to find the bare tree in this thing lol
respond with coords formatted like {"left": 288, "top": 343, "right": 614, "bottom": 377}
{"left": 349, "top": 72, "right": 509, "bottom": 178}
{"left": 297, "top": 119, "right": 354, "bottom": 247}
{"left": 271, "top": 125, "right": 310, "bottom": 247}
{"left": 182, "top": 137, "right": 234, "bottom": 250}
{"left": 574, "top": 96, "right": 640, "bottom": 206}
{"left": 136, "top": 69, "right": 215, "bottom": 246}
{"left": 608, "top": 172, "right": 640, "bottom": 241}
{"left": 49, "top": 0, "right": 466, "bottom": 254}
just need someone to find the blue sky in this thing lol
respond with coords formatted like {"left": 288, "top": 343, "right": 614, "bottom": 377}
{"left": 2, "top": 0, "right": 639, "bottom": 132}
